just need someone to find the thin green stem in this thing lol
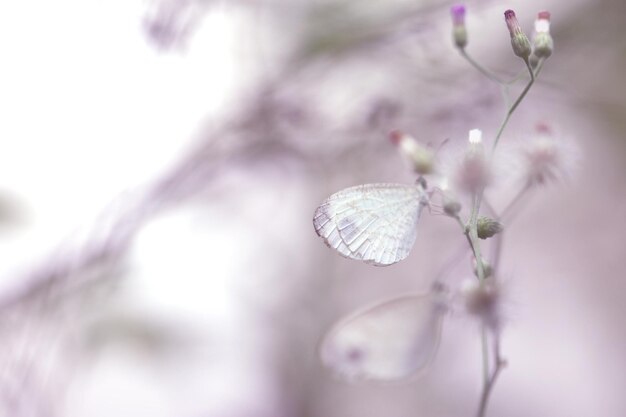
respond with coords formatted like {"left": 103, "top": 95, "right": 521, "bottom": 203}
{"left": 504, "top": 68, "right": 527, "bottom": 85}
{"left": 466, "top": 193, "right": 489, "bottom": 390}
{"left": 491, "top": 60, "right": 536, "bottom": 154}
{"left": 500, "top": 183, "right": 532, "bottom": 222}
{"left": 534, "top": 58, "right": 546, "bottom": 78}
{"left": 477, "top": 338, "right": 505, "bottom": 417}
{"left": 467, "top": 193, "right": 486, "bottom": 281}
{"left": 459, "top": 49, "right": 506, "bottom": 84}
{"left": 458, "top": 51, "right": 544, "bottom": 417}
{"left": 481, "top": 326, "right": 489, "bottom": 385}
{"left": 488, "top": 183, "right": 532, "bottom": 273}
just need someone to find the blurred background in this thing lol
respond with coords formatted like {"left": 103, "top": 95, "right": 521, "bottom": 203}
{"left": 0, "top": 0, "right": 625, "bottom": 416}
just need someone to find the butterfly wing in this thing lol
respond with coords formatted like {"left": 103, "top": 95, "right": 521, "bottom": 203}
{"left": 319, "top": 292, "right": 446, "bottom": 381}
{"left": 313, "top": 183, "right": 425, "bottom": 266}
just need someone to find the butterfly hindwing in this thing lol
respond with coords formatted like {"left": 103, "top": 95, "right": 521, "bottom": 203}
{"left": 313, "top": 183, "right": 425, "bottom": 266}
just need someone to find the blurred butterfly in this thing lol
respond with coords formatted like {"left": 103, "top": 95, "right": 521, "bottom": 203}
{"left": 319, "top": 287, "right": 447, "bottom": 381}
{"left": 313, "top": 182, "right": 430, "bottom": 266}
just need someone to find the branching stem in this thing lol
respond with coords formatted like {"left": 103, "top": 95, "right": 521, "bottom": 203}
{"left": 476, "top": 338, "right": 506, "bottom": 417}
{"left": 460, "top": 54, "right": 543, "bottom": 417}
{"left": 459, "top": 49, "right": 506, "bottom": 84}
{"left": 491, "top": 60, "right": 536, "bottom": 154}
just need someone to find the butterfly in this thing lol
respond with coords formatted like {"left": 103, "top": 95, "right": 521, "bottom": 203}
{"left": 313, "top": 182, "right": 430, "bottom": 266}
{"left": 319, "top": 288, "right": 447, "bottom": 381}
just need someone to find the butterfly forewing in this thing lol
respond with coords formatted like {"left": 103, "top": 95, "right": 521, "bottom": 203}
{"left": 313, "top": 183, "right": 425, "bottom": 266}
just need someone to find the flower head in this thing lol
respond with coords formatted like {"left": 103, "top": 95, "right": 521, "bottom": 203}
{"left": 504, "top": 10, "right": 531, "bottom": 60}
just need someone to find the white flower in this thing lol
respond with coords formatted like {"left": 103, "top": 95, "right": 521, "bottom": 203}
{"left": 452, "top": 129, "right": 492, "bottom": 193}
{"left": 520, "top": 124, "right": 578, "bottom": 186}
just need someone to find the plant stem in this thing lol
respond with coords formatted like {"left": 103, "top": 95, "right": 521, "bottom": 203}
{"left": 490, "top": 183, "right": 532, "bottom": 273}
{"left": 460, "top": 54, "right": 542, "bottom": 417}
{"left": 459, "top": 49, "right": 506, "bottom": 84}
{"left": 491, "top": 60, "right": 535, "bottom": 154}
{"left": 481, "top": 326, "right": 489, "bottom": 385}
{"left": 476, "top": 338, "right": 505, "bottom": 417}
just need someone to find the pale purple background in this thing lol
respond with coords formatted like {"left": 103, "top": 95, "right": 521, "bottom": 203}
{"left": 0, "top": 0, "right": 624, "bottom": 416}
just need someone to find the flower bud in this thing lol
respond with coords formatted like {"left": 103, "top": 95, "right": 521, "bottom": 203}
{"left": 443, "top": 197, "right": 462, "bottom": 217}
{"left": 389, "top": 130, "right": 435, "bottom": 175}
{"left": 504, "top": 10, "right": 531, "bottom": 60}
{"left": 532, "top": 11, "right": 553, "bottom": 59}
{"left": 472, "top": 257, "right": 493, "bottom": 279}
{"left": 450, "top": 5, "right": 468, "bottom": 49}
{"left": 438, "top": 178, "right": 462, "bottom": 216}
{"left": 477, "top": 216, "right": 503, "bottom": 239}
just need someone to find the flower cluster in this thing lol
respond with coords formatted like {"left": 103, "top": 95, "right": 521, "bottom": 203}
{"left": 312, "top": 5, "right": 573, "bottom": 417}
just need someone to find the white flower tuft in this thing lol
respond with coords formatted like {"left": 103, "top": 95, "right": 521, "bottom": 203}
{"left": 520, "top": 124, "right": 579, "bottom": 186}
{"left": 452, "top": 130, "right": 491, "bottom": 193}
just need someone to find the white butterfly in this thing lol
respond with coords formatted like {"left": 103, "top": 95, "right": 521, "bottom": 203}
{"left": 313, "top": 183, "right": 429, "bottom": 266}
{"left": 319, "top": 290, "right": 447, "bottom": 381}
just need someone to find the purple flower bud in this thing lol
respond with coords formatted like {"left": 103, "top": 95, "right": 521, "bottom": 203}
{"left": 450, "top": 4, "right": 466, "bottom": 26}
{"left": 450, "top": 4, "right": 468, "bottom": 49}
{"left": 504, "top": 9, "right": 531, "bottom": 60}
{"left": 504, "top": 10, "right": 522, "bottom": 36}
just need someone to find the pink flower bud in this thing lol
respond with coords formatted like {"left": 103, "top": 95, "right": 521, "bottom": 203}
{"left": 537, "top": 11, "right": 551, "bottom": 22}
{"left": 532, "top": 10, "right": 553, "bottom": 58}
{"left": 461, "top": 278, "right": 501, "bottom": 330}
{"left": 389, "top": 130, "right": 435, "bottom": 175}
{"left": 504, "top": 9, "right": 531, "bottom": 60}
